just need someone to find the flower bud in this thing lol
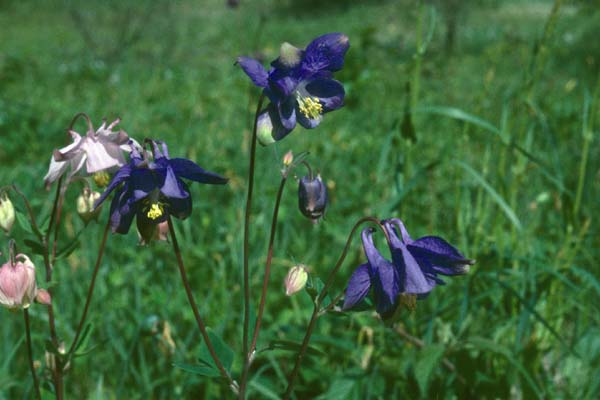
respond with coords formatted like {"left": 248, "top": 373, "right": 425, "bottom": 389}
{"left": 0, "top": 192, "right": 15, "bottom": 233}
{"left": 76, "top": 188, "right": 102, "bottom": 223}
{"left": 0, "top": 253, "right": 38, "bottom": 310}
{"left": 283, "top": 150, "right": 294, "bottom": 167}
{"left": 284, "top": 264, "right": 308, "bottom": 296}
{"left": 35, "top": 288, "right": 52, "bottom": 305}
{"left": 298, "top": 174, "right": 328, "bottom": 221}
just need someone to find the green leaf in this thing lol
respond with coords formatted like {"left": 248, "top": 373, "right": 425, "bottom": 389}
{"left": 173, "top": 362, "right": 221, "bottom": 378}
{"left": 454, "top": 160, "right": 522, "bottom": 230}
{"left": 15, "top": 211, "right": 34, "bottom": 235}
{"left": 261, "top": 339, "right": 324, "bottom": 357}
{"left": 414, "top": 344, "right": 445, "bottom": 396}
{"left": 74, "top": 323, "right": 94, "bottom": 354}
{"left": 24, "top": 239, "right": 45, "bottom": 256}
{"left": 317, "top": 378, "right": 356, "bottom": 400}
{"left": 467, "top": 337, "right": 543, "bottom": 398}
{"left": 198, "top": 328, "right": 234, "bottom": 374}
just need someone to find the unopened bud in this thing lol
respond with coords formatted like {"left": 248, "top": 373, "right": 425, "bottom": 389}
{"left": 93, "top": 171, "right": 111, "bottom": 188}
{"left": 284, "top": 265, "right": 308, "bottom": 296}
{"left": 0, "top": 253, "right": 37, "bottom": 310}
{"left": 298, "top": 173, "right": 328, "bottom": 222}
{"left": 35, "top": 288, "right": 52, "bottom": 305}
{"left": 76, "top": 188, "right": 102, "bottom": 223}
{"left": 0, "top": 192, "right": 15, "bottom": 233}
{"left": 283, "top": 151, "right": 294, "bottom": 167}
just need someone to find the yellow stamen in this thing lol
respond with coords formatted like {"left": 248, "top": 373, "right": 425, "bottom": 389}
{"left": 297, "top": 95, "right": 323, "bottom": 120}
{"left": 146, "top": 203, "right": 164, "bottom": 220}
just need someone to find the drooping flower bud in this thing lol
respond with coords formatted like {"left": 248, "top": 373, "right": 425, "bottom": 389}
{"left": 284, "top": 264, "right": 308, "bottom": 296}
{"left": 283, "top": 150, "right": 294, "bottom": 167}
{"left": 35, "top": 288, "right": 52, "bottom": 305}
{"left": 0, "top": 192, "right": 15, "bottom": 233}
{"left": 76, "top": 188, "right": 102, "bottom": 223}
{"left": 298, "top": 173, "right": 328, "bottom": 221}
{"left": 0, "top": 253, "right": 38, "bottom": 310}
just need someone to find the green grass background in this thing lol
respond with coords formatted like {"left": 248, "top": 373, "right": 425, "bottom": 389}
{"left": 1, "top": 0, "right": 599, "bottom": 398}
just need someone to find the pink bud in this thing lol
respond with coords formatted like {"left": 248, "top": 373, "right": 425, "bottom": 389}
{"left": 0, "top": 254, "right": 37, "bottom": 310}
{"left": 35, "top": 288, "right": 52, "bottom": 305}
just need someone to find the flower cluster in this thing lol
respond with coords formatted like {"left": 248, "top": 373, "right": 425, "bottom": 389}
{"left": 343, "top": 219, "right": 474, "bottom": 319}
{"left": 238, "top": 33, "right": 350, "bottom": 145}
{"left": 95, "top": 140, "right": 228, "bottom": 241}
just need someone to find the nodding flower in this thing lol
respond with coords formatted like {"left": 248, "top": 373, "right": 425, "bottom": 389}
{"left": 94, "top": 140, "right": 228, "bottom": 238}
{"left": 44, "top": 115, "right": 136, "bottom": 188}
{"left": 343, "top": 219, "right": 474, "bottom": 320}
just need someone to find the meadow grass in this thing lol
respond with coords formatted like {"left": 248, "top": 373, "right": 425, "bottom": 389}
{"left": 0, "top": 0, "right": 598, "bottom": 398}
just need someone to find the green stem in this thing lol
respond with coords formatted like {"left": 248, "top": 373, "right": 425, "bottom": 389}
{"left": 239, "top": 93, "right": 265, "bottom": 399}
{"left": 282, "top": 217, "right": 386, "bottom": 399}
{"left": 168, "top": 217, "right": 235, "bottom": 391}
{"left": 66, "top": 219, "right": 111, "bottom": 357}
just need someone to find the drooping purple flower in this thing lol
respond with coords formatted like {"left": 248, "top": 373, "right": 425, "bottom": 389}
{"left": 343, "top": 219, "right": 473, "bottom": 319}
{"left": 95, "top": 140, "right": 227, "bottom": 238}
{"left": 237, "top": 33, "right": 349, "bottom": 145}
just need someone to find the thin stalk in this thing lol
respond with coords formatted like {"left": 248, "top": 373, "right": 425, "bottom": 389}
{"left": 283, "top": 216, "right": 386, "bottom": 399}
{"left": 167, "top": 217, "right": 235, "bottom": 390}
{"left": 239, "top": 93, "right": 265, "bottom": 399}
{"left": 24, "top": 309, "right": 42, "bottom": 400}
{"left": 66, "top": 219, "right": 111, "bottom": 357}
{"left": 242, "top": 173, "right": 287, "bottom": 372}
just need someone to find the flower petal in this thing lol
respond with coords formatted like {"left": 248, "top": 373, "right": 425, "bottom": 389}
{"left": 256, "top": 106, "right": 293, "bottom": 145}
{"left": 237, "top": 56, "right": 269, "bottom": 88}
{"left": 372, "top": 259, "right": 400, "bottom": 316}
{"left": 343, "top": 263, "right": 371, "bottom": 310}
{"left": 160, "top": 164, "right": 189, "bottom": 199}
{"left": 43, "top": 157, "right": 69, "bottom": 188}
{"left": 303, "top": 33, "right": 350, "bottom": 73}
{"left": 169, "top": 158, "right": 228, "bottom": 184}
{"left": 95, "top": 164, "right": 133, "bottom": 209}
{"left": 408, "top": 236, "right": 473, "bottom": 275}
{"left": 109, "top": 187, "right": 136, "bottom": 234}
{"left": 296, "top": 109, "right": 323, "bottom": 129}
{"left": 278, "top": 96, "right": 297, "bottom": 130}
{"left": 304, "top": 78, "right": 345, "bottom": 112}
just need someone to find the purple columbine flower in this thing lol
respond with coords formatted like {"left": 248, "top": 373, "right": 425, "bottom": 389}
{"left": 343, "top": 219, "right": 474, "bottom": 319}
{"left": 95, "top": 140, "right": 227, "bottom": 238}
{"left": 237, "top": 33, "right": 349, "bottom": 145}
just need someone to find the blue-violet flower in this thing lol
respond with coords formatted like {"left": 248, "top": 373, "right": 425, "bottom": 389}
{"left": 343, "top": 219, "right": 474, "bottom": 319}
{"left": 95, "top": 140, "right": 228, "bottom": 237}
{"left": 237, "top": 32, "right": 349, "bottom": 145}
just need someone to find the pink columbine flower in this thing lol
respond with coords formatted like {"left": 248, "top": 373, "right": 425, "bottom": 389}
{"left": 43, "top": 117, "right": 136, "bottom": 188}
{"left": 0, "top": 253, "right": 48, "bottom": 310}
